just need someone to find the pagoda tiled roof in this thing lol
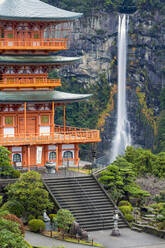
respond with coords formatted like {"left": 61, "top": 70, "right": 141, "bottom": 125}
{"left": 0, "top": 0, "right": 82, "bottom": 21}
{"left": 0, "top": 55, "right": 81, "bottom": 65}
{"left": 0, "top": 90, "right": 92, "bottom": 103}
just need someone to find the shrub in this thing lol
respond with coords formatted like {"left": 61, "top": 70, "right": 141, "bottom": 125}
{"left": 4, "top": 214, "right": 25, "bottom": 234}
{"left": 150, "top": 203, "right": 165, "bottom": 210}
{"left": 12, "top": 170, "right": 21, "bottom": 178}
{"left": 2, "top": 200, "right": 24, "bottom": 217}
{"left": 28, "top": 219, "right": 45, "bottom": 233}
{"left": 28, "top": 215, "right": 35, "bottom": 222}
{"left": 49, "top": 214, "right": 57, "bottom": 222}
{"left": 157, "top": 220, "right": 165, "bottom": 230}
{"left": 56, "top": 209, "right": 75, "bottom": 233}
{"left": 118, "top": 201, "right": 132, "bottom": 207}
{"left": 125, "top": 214, "right": 134, "bottom": 222}
{"left": 38, "top": 215, "right": 44, "bottom": 221}
{"left": 119, "top": 206, "right": 133, "bottom": 215}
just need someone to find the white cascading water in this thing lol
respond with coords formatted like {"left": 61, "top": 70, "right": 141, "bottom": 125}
{"left": 110, "top": 14, "right": 131, "bottom": 162}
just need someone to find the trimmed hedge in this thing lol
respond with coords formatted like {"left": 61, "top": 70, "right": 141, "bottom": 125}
{"left": 118, "top": 201, "right": 132, "bottom": 207}
{"left": 158, "top": 221, "right": 165, "bottom": 230}
{"left": 119, "top": 205, "right": 133, "bottom": 215}
{"left": 125, "top": 214, "right": 134, "bottom": 222}
{"left": 28, "top": 219, "right": 45, "bottom": 233}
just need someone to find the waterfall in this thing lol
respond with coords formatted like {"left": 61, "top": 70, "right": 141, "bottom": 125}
{"left": 110, "top": 14, "right": 131, "bottom": 162}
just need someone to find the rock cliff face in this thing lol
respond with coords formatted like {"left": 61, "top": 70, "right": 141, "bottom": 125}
{"left": 59, "top": 9, "right": 165, "bottom": 156}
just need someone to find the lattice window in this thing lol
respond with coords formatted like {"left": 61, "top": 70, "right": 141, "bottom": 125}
{"left": 13, "top": 153, "right": 21, "bottom": 162}
{"left": 41, "top": 115, "right": 49, "bottom": 124}
{"left": 63, "top": 151, "right": 73, "bottom": 159}
{"left": 49, "top": 151, "right": 56, "bottom": 160}
{"left": 5, "top": 116, "right": 13, "bottom": 126}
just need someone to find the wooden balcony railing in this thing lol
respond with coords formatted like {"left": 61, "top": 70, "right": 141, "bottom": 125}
{"left": 0, "top": 38, "right": 68, "bottom": 50}
{"left": 0, "top": 126, "right": 101, "bottom": 146}
{"left": 0, "top": 78, "right": 61, "bottom": 88}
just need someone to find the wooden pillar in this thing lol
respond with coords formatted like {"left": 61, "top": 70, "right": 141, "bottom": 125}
{"left": 63, "top": 104, "right": 65, "bottom": 134}
{"left": 74, "top": 144, "right": 79, "bottom": 166}
{"left": 8, "top": 147, "right": 12, "bottom": 164}
{"left": 56, "top": 145, "right": 59, "bottom": 172}
{"left": 58, "top": 144, "right": 63, "bottom": 167}
{"left": 24, "top": 102, "right": 26, "bottom": 137}
{"left": 52, "top": 101, "right": 55, "bottom": 134}
{"left": 27, "top": 146, "right": 30, "bottom": 172}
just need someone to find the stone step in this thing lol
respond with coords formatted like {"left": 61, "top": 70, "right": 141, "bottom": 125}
{"left": 43, "top": 175, "right": 127, "bottom": 231}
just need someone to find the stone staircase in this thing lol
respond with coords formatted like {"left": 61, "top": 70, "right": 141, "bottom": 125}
{"left": 43, "top": 175, "right": 128, "bottom": 231}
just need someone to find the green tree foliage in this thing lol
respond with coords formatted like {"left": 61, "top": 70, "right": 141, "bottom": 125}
{"left": 42, "top": 0, "right": 165, "bottom": 14}
{"left": 1, "top": 200, "right": 24, "bottom": 218}
{"left": 6, "top": 171, "right": 53, "bottom": 219}
{"left": 99, "top": 159, "right": 149, "bottom": 203}
{"left": 56, "top": 209, "right": 75, "bottom": 233}
{"left": 155, "top": 112, "right": 165, "bottom": 153}
{"left": 42, "top": 0, "right": 105, "bottom": 14}
{"left": 0, "top": 146, "right": 20, "bottom": 178}
{"left": 137, "top": 0, "right": 164, "bottom": 10}
{"left": 124, "top": 146, "right": 165, "bottom": 178}
{"left": 155, "top": 88, "right": 165, "bottom": 153}
{"left": 0, "top": 218, "right": 29, "bottom": 248}
{"left": 53, "top": 73, "right": 111, "bottom": 130}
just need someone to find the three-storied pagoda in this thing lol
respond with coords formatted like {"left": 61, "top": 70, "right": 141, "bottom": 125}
{"left": 0, "top": 0, "right": 100, "bottom": 171}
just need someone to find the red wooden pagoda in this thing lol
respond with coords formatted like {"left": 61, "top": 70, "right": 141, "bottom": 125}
{"left": 0, "top": 0, "right": 100, "bottom": 171}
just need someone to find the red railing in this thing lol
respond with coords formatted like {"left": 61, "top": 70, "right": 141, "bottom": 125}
{"left": 0, "top": 126, "right": 100, "bottom": 146}
{"left": 0, "top": 78, "right": 61, "bottom": 88}
{"left": 0, "top": 38, "right": 68, "bottom": 50}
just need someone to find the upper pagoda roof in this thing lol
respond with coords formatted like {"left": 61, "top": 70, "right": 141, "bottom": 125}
{"left": 0, "top": 0, "right": 82, "bottom": 21}
{"left": 0, "top": 55, "right": 81, "bottom": 65}
{"left": 0, "top": 90, "right": 92, "bottom": 103}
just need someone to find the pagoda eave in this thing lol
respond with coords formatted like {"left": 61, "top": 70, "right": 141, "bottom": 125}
{"left": 0, "top": 0, "right": 83, "bottom": 22}
{"left": 0, "top": 91, "right": 92, "bottom": 104}
{"left": 0, "top": 56, "right": 81, "bottom": 65}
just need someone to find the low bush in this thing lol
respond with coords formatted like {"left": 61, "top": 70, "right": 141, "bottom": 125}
{"left": 38, "top": 216, "right": 44, "bottom": 221}
{"left": 49, "top": 214, "right": 57, "bottom": 222}
{"left": 2, "top": 200, "right": 24, "bottom": 218}
{"left": 119, "top": 206, "right": 133, "bottom": 215}
{"left": 118, "top": 201, "right": 132, "bottom": 207}
{"left": 4, "top": 214, "right": 25, "bottom": 234}
{"left": 157, "top": 215, "right": 165, "bottom": 222}
{"left": 28, "top": 219, "right": 45, "bottom": 233}
{"left": 28, "top": 215, "right": 35, "bottom": 222}
{"left": 157, "top": 220, "right": 165, "bottom": 230}
{"left": 125, "top": 214, "right": 134, "bottom": 222}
